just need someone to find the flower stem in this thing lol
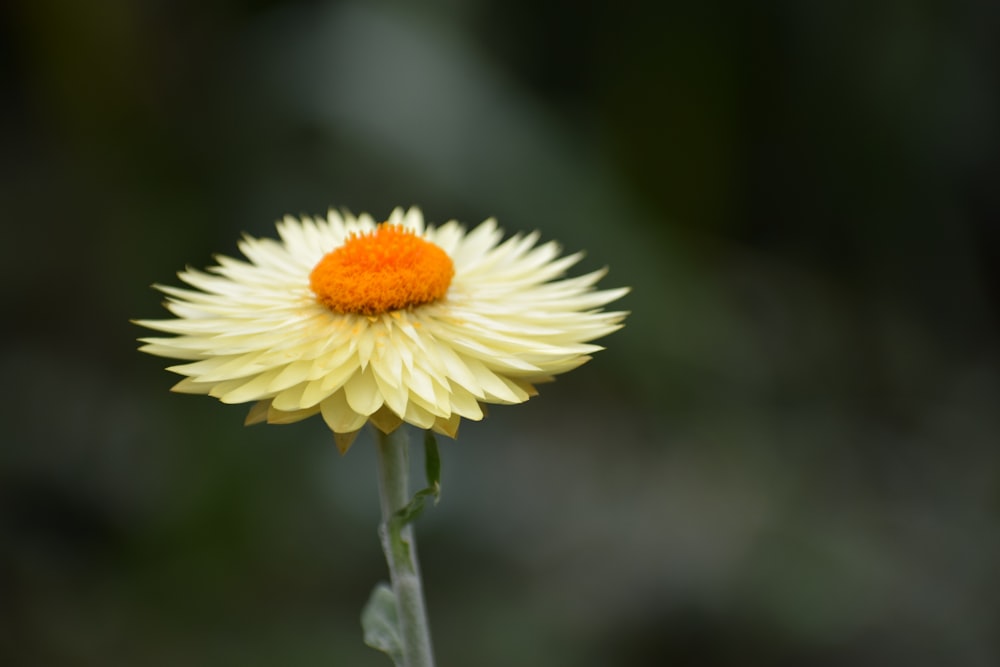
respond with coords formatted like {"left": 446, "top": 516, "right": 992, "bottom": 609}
{"left": 375, "top": 428, "right": 436, "bottom": 667}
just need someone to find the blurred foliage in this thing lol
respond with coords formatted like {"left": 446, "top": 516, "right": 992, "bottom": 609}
{"left": 2, "top": 0, "right": 999, "bottom": 665}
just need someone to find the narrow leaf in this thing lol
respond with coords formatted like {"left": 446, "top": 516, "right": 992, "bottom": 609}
{"left": 390, "top": 430, "right": 443, "bottom": 531}
{"left": 423, "top": 430, "right": 441, "bottom": 500}
{"left": 391, "top": 486, "right": 436, "bottom": 529}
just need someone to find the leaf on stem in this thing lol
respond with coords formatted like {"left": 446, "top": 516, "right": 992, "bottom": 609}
{"left": 385, "top": 430, "right": 443, "bottom": 565}
{"left": 423, "top": 430, "right": 441, "bottom": 499}
{"left": 390, "top": 431, "right": 442, "bottom": 529}
{"left": 361, "top": 582, "right": 404, "bottom": 665}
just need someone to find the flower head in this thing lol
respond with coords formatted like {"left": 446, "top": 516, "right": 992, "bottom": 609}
{"left": 136, "top": 207, "right": 628, "bottom": 452}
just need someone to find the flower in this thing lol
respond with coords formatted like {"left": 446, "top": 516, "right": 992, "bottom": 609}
{"left": 136, "top": 207, "right": 629, "bottom": 452}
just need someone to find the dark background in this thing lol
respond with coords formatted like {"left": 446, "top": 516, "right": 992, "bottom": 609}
{"left": 3, "top": 1, "right": 999, "bottom": 665}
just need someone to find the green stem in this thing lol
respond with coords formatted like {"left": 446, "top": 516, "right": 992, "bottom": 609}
{"left": 375, "top": 428, "right": 436, "bottom": 667}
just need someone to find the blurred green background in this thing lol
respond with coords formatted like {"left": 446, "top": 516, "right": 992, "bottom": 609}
{"left": 2, "top": 0, "right": 999, "bottom": 665}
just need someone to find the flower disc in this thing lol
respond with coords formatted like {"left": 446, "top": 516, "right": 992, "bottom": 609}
{"left": 310, "top": 224, "right": 454, "bottom": 315}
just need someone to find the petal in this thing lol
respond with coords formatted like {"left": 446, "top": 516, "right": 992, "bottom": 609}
{"left": 344, "top": 367, "right": 384, "bottom": 416}
{"left": 369, "top": 406, "right": 403, "bottom": 434}
{"left": 433, "top": 413, "right": 462, "bottom": 438}
{"left": 334, "top": 430, "right": 361, "bottom": 454}
{"left": 320, "top": 391, "right": 369, "bottom": 433}
{"left": 267, "top": 404, "right": 320, "bottom": 424}
{"left": 245, "top": 400, "right": 271, "bottom": 425}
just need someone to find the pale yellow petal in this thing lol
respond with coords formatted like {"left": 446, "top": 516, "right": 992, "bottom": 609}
{"left": 373, "top": 372, "right": 409, "bottom": 418}
{"left": 433, "top": 413, "right": 462, "bottom": 438}
{"left": 271, "top": 382, "right": 307, "bottom": 411}
{"left": 344, "top": 367, "right": 384, "bottom": 416}
{"left": 320, "top": 391, "right": 368, "bottom": 433}
{"left": 267, "top": 404, "right": 320, "bottom": 424}
{"left": 402, "top": 400, "right": 436, "bottom": 430}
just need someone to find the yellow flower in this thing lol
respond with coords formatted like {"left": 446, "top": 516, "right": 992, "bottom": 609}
{"left": 136, "top": 207, "right": 628, "bottom": 452}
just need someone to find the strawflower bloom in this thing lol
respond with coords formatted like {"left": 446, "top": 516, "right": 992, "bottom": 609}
{"left": 136, "top": 207, "right": 628, "bottom": 452}
{"left": 137, "top": 206, "right": 628, "bottom": 666}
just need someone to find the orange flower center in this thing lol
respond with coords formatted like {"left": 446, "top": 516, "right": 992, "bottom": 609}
{"left": 309, "top": 224, "right": 454, "bottom": 315}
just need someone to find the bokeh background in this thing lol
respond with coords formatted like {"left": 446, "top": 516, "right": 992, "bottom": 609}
{"left": 3, "top": 0, "right": 999, "bottom": 665}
